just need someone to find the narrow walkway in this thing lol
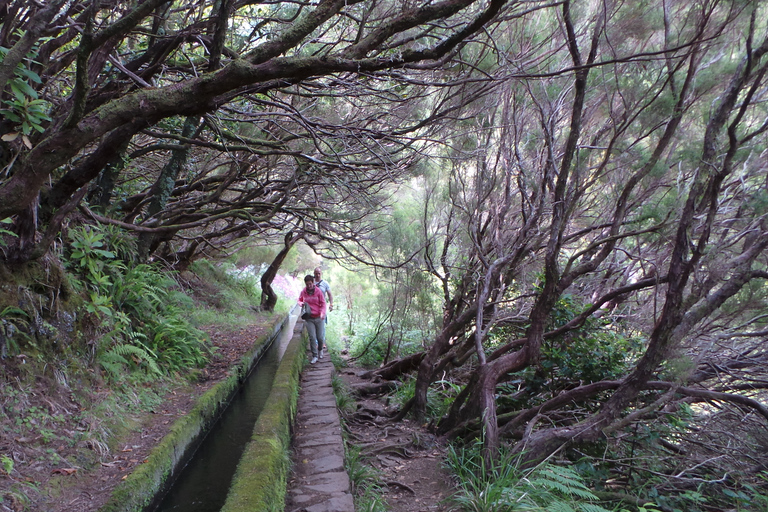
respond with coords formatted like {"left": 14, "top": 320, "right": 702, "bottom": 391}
{"left": 284, "top": 351, "right": 354, "bottom": 512}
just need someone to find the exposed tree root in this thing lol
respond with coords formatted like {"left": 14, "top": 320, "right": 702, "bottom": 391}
{"left": 385, "top": 481, "right": 416, "bottom": 494}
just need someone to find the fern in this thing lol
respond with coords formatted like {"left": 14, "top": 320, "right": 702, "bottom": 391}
{"left": 101, "top": 340, "right": 162, "bottom": 377}
{"left": 446, "top": 440, "right": 612, "bottom": 512}
{"left": 530, "top": 466, "right": 598, "bottom": 500}
{"left": 98, "top": 350, "right": 129, "bottom": 381}
{"left": 580, "top": 504, "right": 615, "bottom": 512}
{"left": 546, "top": 503, "right": 577, "bottom": 512}
{"left": 1, "top": 306, "right": 31, "bottom": 356}
{"left": 0, "top": 217, "right": 18, "bottom": 247}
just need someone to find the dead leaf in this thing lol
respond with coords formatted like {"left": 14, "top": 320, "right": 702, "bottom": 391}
{"left": 22, "top": 134, "right": 31, "bottom": 149}
{"left": 52, "top": 468, "right": 78, "bottom": 475}
{"left": 1, "top": 132, "right": 18, "bottom": 142}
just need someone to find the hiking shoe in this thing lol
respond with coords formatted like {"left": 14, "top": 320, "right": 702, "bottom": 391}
{"left": 310, "top": 357, "right": 318, "bottom": 364}
{"left": 319, "top": 349, "right": 324, "bottom": 359}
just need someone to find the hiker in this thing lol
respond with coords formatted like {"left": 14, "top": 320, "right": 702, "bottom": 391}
{"left": 298, "top": 274, "right": 326, "bottom": 364}
{"left": 313, "top": 267, "right": 333, "bottom": 355}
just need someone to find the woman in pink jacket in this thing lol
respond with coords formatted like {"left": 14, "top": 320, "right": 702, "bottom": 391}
{"left": 298, "top": 274, "right": 326, "bottom": 363}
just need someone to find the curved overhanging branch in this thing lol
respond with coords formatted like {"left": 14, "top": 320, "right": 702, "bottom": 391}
{"left": 80, "top": 204, "right": 275, "bottom": 234}
{"left": 492, "top": 379, "right": 768, "bottom": 441}
{"left": 0, "top": 0, "right": 515, "bottom": 221}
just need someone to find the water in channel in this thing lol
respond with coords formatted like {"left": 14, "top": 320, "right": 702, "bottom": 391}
{"left": 149, "top": 312, "right": 298, "bottom": 512}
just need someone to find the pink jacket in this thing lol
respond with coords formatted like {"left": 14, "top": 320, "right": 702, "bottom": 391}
{"left": 299, "top": 287, "right": 326, "bottom": 319}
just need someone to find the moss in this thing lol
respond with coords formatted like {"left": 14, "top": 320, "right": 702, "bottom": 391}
{"left": 220, "top": 326, "right": 305, "bottom": 512}
{"left": 98, "top": 314, "right": 292, "bottom": 512}
{"left": 0, "top": 258, "right": 82, "bottom": 356}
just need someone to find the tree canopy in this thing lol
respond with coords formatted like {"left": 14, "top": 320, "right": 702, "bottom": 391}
{"left": 0, "top": 0, "right": 517, "bottom": 264}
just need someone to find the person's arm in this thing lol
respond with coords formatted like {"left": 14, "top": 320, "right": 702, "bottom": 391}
{"left": 319, "top": 290, "right": 327, "bottom": 319}
{"left": 326, "top": 285, "right": 333, "bottom": 311}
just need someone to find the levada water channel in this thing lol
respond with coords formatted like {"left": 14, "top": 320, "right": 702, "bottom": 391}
{"left": 145, "top": 311, "right": 299, "bottom": 512}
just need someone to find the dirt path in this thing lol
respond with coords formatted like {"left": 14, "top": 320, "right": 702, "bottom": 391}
{"left": 337, "top": 366, "right": 454, "bottom": 512}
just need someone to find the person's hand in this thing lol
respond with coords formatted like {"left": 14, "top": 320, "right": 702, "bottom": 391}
{"left": 329, "top": 304, "right": 334, "bottom": 312}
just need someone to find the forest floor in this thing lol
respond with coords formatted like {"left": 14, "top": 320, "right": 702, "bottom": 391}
{"left": 336, "top": 364, "right": 454, "bottom": 512}
{"left": 1, "top": 322, "right": 453, "bottom": 512}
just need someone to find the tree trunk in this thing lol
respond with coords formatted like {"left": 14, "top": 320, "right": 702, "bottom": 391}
{"left": 138, "top": 115, "right": 201, "bottom": 260}
{"left": 260, "top": 231, "right": 300, "bottom": 311}
{"left": 411, "top": 306, "right": 477, "bottom": 421}
{"left": 360, "top": 352, "right": 426, "bottom": 381}
{"left": 90, "top": 138, "right": 131, "bottom": 209}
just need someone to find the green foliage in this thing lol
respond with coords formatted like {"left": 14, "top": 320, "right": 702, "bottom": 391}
{"left": 67, "top": 225, "right": 117, "bottom": 291}
{"left": 345, "top": 444, "right": 382, "bottom": 496}
{"left": 356, "top": 487, "right": 390, "bottom": 512}
{"left": 543, "top": 295, "right": 639, "bottom": 385}
{"left": 390, "top": 377, "right": 459, "bottom": 421}
{"left": 187, "top": 260, "right": 266, "bottom": 324}
{"left": 350, "top": 329, "right": 390, "bottom": 368}
{"left": 0, "top": 217, "right": 18, "bottom": 247}
{"left": 1, "top": 305, "right": 30, "bottom": 356}
{"left": 62, "top": 224, "right": 212, "bottom": 378}
{"left": 496, "top": 294, "right": 641, "bottom": 410}
{"left": 99, "top": 223, "right": 140, "bottom": 264}
{"left": 721, "top": 480, "right": 768, "bottom": 512}
{"left": 446, "top": 440, "right": 611, "bottom": 512}
{"left": 331, "top": 373, "right": 356, "bottom": 415}
{"left": 0, "top": 39, "right": 52, "bottom": 144}
{"left": 112, "top": 264, "right": 176, "bottom": 321}
{"left": 99, "top": 334, "right": 162, "bottom": 379}
{"left": 146, "top": 312, "right": 210, "bottom": 371}
{"left": 1, "top": 454, "right": 14, "bottom": 474}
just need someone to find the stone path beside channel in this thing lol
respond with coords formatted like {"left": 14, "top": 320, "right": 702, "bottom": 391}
{"left": 284, "top": 352, "right": 354, "bottom": 512}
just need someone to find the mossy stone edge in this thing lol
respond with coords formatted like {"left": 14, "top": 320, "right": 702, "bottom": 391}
{"left": 98, "top": 314, "right": 293, "bottom": 512}
{"left": 220, "top": 322, "right": 305, "bottom": 512}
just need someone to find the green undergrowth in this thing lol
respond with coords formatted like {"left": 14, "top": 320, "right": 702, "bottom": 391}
{"left": 332, "top": 370, "right": 389, "bottom": 511}
{"left": 220, "top": 323, "right": 305, "bottom": 512}
{"left": 345, "top": 444, "right": 388, "bottom": 512}
{"left": 445, "top": 440, "right": 613, "bottom": 512}
{"left": 0, "top": 224, "right": 295, "bottom": 510}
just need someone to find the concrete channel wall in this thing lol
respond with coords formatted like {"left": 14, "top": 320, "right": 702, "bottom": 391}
{"left": 220, "top": 318, "right": 306, "bottom": 512}
{"left": 99, "top": 312, "right": 304, "bottom": 512}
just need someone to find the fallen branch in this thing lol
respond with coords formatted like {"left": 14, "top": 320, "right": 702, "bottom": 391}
{"left": 352, "top": 380, "right": 400, "bottom": 396}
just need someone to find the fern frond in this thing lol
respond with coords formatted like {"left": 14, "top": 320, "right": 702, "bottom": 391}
{"left": 578, "top": 503, "right": 613, "bottom": 512}
{"left": 106, "top": 343, "right": 162, "bottom": 375}
{"left": 547, "top": 501, "right": 577, "bottom": 512}
{"left": 1, "top": 306, "right": 29, "bottom": 318}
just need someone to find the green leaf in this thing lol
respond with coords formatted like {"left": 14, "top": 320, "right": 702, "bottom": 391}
{"left": 9, "top": 81, "right": 26, "bottom": 101}
{"left": 12, "top": 79, "right": 38, "bottom": 99}
{"left": 17, "top": 67, "right": 42, "bottom": 83}
{"left": 1, "top": 110, "right": 21, "bottom": 123}
{"left": 94, "top": 249, "right": 116, "bottom": 259}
